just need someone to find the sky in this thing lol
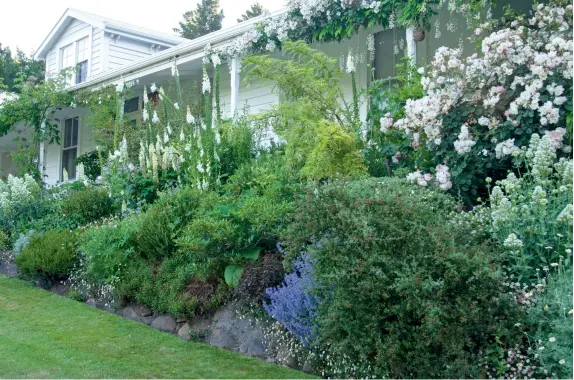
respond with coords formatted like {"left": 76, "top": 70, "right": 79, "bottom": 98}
{"left": 0, "top": 0, "right": 286, "bottom": 55}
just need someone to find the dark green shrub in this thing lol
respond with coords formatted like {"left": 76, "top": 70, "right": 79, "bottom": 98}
{"left": 61, "top": 187, "right": 114, "bottom": 226}
{"left": 16, "top": 229, "right": 79, "bottom": 280}
{"left": 283, "top": 178, "right": 519, "bottom": 378}
{"left": 117, "top": 256, "right": 226, "bottom": 317}
{"left": 134, "top": 187, "right": 206, "bottom": 261}
{"left": 75, "top": 149, "right": 104, "bottom": 180}
{"left": 218, "top": 117, "right": 256, "bottom": 181}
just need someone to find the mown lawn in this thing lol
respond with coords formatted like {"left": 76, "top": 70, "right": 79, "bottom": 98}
{"left": 0, "top": 276, "right": 312, "bottom": 378}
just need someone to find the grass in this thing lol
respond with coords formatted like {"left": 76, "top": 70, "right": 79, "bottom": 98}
{"left": 0, "top": 276, "right": 313, "bottom": 378}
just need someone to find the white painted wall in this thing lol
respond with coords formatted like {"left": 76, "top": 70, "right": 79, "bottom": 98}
{"left": 107, "top": 36, "right": 157, "bottom": 71}
{"left": 43, "top": 109, "right": 96, "bottom": 185}
{"left": 91, "top": 28, "right": 105, "bottom": 77}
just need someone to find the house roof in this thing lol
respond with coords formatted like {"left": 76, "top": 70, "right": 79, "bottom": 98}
{"left": 34, "top": 8, "right": 188, "bottom": 60}
{"left": 67, "top": 8, "right": 289, "bottom": 91}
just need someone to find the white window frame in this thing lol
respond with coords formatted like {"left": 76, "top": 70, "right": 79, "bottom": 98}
{"left": 61, "top": 116, "right": 80, "bottom": 181}
{"left": 75, "top": 37, "right": 89, "bottom": 84}
{"left": 56, "top": 28, "right": 92, "bottom": 86}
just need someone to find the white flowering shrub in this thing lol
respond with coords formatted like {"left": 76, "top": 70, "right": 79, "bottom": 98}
{"left": 0, "top": 174, "right": 41, "bottom": 218}
{"left": 482, "top": 133, "right": 572, "bottom": 281}
{"left": 394, "top": 1, "right": 573, "bottom": 203}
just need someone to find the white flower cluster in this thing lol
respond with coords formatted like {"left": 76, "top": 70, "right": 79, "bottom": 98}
{"left": 494, "top": 138, "right": 519, "bottom": 159}
{"left": 487, "top": 132, "right": 573, "bottom": 238}
{"left": 435, "top": 164, "right": 452, "bottom": 190}
{"left": 0, "top": 174, "right": 40, "bottom": 216}
{"left": 407, "top": 164, "right": 452, "bottom": 191}
{"left": 406, "top": 170, "right": 433, "bottom": 187}
{"left": 453, "top": 124, "right": 476, "bottom": 154}
{"left": 202, "top": 66, "right": 211, "bottom": 94}
{"left": 379, "top": 113, "right": 393, "bottom": 133}
{"left": 395, "top": 2, "right": 572, "bottom": 170}
{"left": 503, "top": 233, "right": 524, "bottom": 250}
{"left": 221, "top": 0, "right": 387, "bottom": 60}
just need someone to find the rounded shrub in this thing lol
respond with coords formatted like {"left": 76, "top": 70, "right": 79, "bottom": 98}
{"left": 134, "top": 186, "right": 204, "bottom": 261}
{"left": 16, "top": 229, "right": 79, "bottom": 281}
{"left": 61, "top": 187, "right": 114, "bottom": 226}
{"left": 282, "top": 177, "right": 519, "bottom": 378}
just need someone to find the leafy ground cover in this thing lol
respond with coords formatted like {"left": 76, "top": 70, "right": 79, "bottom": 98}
{"left": 0, "top": 276, "right": 312, "bottom": 379}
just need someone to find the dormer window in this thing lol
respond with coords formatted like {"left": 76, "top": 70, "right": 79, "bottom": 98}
{"left": 60, "top": 36, "right": 90, "bottom": 85}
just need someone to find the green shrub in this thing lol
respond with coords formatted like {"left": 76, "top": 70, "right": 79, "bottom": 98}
{"left": 300, "top": 120, "right": 367, "bottom": 180}
{"left": 117, "top": 256, "right": 226, "bottom": 317}
{"left": 134, "top": 187, "right": 206, "bottom": 261}
{"left": 283, "top": 178, "right": 519, "bottom": 378}
{"left": 79, "top": 216, "right": 141, "bottom": 285}
{"left": 61, "top": 187, "right": 114, "bottom": 226}
{"left": 176, "top": 187, "right": 293, "bottom": 285}
{"left": 218, "top": 117, "right": 256, "bottom": 181}
{"left": 527, "top": 262, "right": 573, "bottom": 378}
{"left": 0, "top": 229, "right": 9, "bottom": 249}
{"left": 225, "top": 151, "right": 297, "bottom": 198}
{"left": 16, "top": 229, "right": 79, "bottom": 280}
{"left": 75, "top": 149, "right": 104, "bottom": 181}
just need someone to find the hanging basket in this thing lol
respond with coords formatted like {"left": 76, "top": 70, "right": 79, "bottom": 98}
{"left": 413, "top": 28, "right": 425, "bottom": 42}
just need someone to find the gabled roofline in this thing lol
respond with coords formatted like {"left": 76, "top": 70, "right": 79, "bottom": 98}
{"left": 34, "top": 8, "right": 185, "bottom": 61}
{"left": 35, "top": 9, "right": 104, "bottom": 60}
{"left": 67, "top": 8, "right": 289, "bottom": 91}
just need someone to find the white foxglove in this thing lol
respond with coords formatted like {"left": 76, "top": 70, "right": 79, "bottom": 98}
{"left": 186, "top": 106, "right": 195, "bottom": 124}
{"left": 202, "top": 66, "right": 211, "bottom": 93}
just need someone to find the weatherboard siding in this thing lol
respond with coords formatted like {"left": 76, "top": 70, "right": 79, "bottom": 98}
{"left": 107, "top": 37, "right": 155, "bottom": 70}
{"left": 90, "top": 27, "right": 104, "bottom": 76}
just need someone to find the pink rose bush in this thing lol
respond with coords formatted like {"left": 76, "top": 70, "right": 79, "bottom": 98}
{"left": 396, "top": 0, "right": 572, "bottom": 203}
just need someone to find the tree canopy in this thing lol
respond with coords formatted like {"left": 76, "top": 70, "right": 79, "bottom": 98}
{"left": 174, "top": 0, "right": 224, "bottom": 40}
{"left": 0, "top": 44, "right": 45, "bottom": 93}
{"left": 237, "top": 2, "right": 266, "bottom": 23}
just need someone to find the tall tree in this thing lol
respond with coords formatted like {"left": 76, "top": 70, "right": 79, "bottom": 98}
{"left": 0, "top": 44, "right": 45, "bottom": 93}
{"left": 174, "top": 0, "right": 224, "bottom": 40}
{"left": 237, "top": 2, "right": 266, "bottom": 23}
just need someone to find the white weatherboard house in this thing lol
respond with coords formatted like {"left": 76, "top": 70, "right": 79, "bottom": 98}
{"left": 0, "top": 2, "right": 530, "bottom": 184}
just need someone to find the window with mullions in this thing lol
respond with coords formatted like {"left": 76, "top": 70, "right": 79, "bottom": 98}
{"left": 124, "top": 96, "right": 139, "bottom": 113}
{"left": 62, "top": 117, "right": 79, "bottom": 180}
{"left": 76, "top": 37, "right": 89, "bottom": 83}
{"left": 373, "top": 27, "right": 406, "bottom": 84}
